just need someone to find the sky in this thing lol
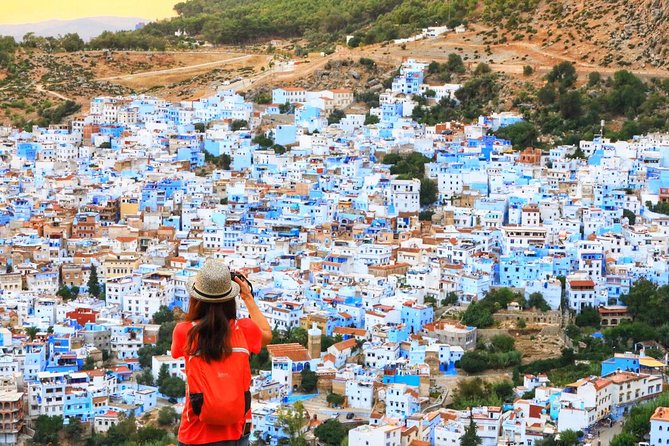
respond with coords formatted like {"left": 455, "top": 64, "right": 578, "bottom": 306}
{"left": 0, "top": 0, "right": 179, "bottom": 24}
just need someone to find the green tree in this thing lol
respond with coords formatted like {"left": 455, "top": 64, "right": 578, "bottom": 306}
{"left": 158, "top": 406, "right": 177, "bottom": 426}
{"left": 152, "top": 305, "right": 174, "bottom": 325}
{"left": 419, "top": 210, "right": 435, "bottom": 221}
{"left": 290, "top": 327, "right": 309, "bottom": 347}
{"left": 253, "top": 134, "right": 274, "bottom": 147}
{"left": 231, "top": 120, "right": 248, "bottom": 131}
{"left": 523, "top": 65, "right": 534, "bottom": 76}
{"left": 157, "top": 363, "right": 169, "bottom": 387}
{"left": 609, "top": 432, "right": 635, "bottom": 446}
{"left": 137, "top": 368, "right": 155, "bottom": 386}
{"left": 300, "top": 369, "right": 318, "bottom": 393}
{"left": 328, "top": 109, "right": 346, "bottom": 125}
{"left": 364, "top": 114, "right": 379, "bottom": 125}
{"left": 326, "top": 393, "right": 345, "bottom": 407}
{"left": 517, "top": 318, "right": 527, "bottom": 329}
{"left": 575, "top": 306, "right": 601, "bottom": 328}
{"left": 105, "top": 414, "right": 137, "bottom": 445}
{"left": 314, "top": 419, "right": 348, "bottom": 446}
{"left": 489, "top": 334, "right": 515, "bottom": 353}
{"left": 546, "top": 61, "right": 577, "bottom": 89}
{"left": 64, "top": 417, "right": 83, "bottom": 441}
{"left": 59, "top": 33, "right": 85, "bottom": 52}
{"left": 88, "top": 264, "right": 101, "bottom": 298}
{"left": 527, "top": 292, "right": 551, "bottom": 311}
{"left": 474, "top": 63, "right": 491, "bottom": 76}
{"left": 71, "top": 286, "right": 80, "bottom": 298}
{"left": 495, "top": 121, "right": 539, "bottom": 149}
{"left": 461, "top": 301, "right": 494, "bottom": 328}
{"left": 136, "top": 425, "right": 170, "bottom": 444}
{"left": 442, "top": 292, "right": 460, "bottom": 306}
{"left": 559, "top": 90, "right": 583, "bottom": 120}
{"left": 588, "top": 71, "right": 601, "bottom": 87}
{"left": 278, "top": 401, "right": 307, "bottom": 446}
{"left": 25, "top": 326, "right": 38, "bottom": 340}
{"left": 420, "top": 178, "right": 438, "bottom": 206}
{"left": 82, "top": 356, "right": 95, "bottom": 371}
{"left": 557, "top": 429, "right": 579, "bottom": 446}
{"left": 33, "top": 415, "right": 63, "bottom": 445}
{"left": 56, "top": 285, "right": 73, "bottom": 300}
{"left": 447, "top": 53, "right": 466, "bottom": 74}
{"left": 460, "top": 415, "right": 482, "bottom": 446}
{"left": 160, "top": 376, "right": 186, "bottom": 398}
{"left": 622, "top": 209, "right": 636, "bottom": 225}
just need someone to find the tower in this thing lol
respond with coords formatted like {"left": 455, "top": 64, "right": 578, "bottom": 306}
{"left": 307, "top": 323, "right": 322, "bottom": 360}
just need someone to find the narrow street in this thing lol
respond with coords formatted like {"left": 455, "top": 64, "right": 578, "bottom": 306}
{"left": 589, "top": 420, "right": 623, "bottom": 446}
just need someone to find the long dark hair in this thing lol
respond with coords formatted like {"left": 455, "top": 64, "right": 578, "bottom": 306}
{"left": 185, "top": 296, "right": 237, "bottom": 362}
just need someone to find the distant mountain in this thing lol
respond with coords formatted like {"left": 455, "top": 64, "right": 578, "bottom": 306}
{"left": 0, "top": 17, "right": 148, "bottom": 41}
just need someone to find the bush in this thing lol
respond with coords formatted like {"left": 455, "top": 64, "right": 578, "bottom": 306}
{"left": 574, "top": 306, "right": 601, "bottom": 328}
{"left": 523, "top": 65, "right": 534, "bottom": 76}
{"left": 419, "top": 210, "right": 434, "bottom": 221}
{"left": 158, "top": 406, "right": 177, "bottom": 425}
{"left": 359, "top": 57, "right": 376, "bottom": 69}
{"left": 420, "top": 178, "right": 438, "bottom": 206}
{"left": 326, "top": 393, "right": 345, "bottom": 407}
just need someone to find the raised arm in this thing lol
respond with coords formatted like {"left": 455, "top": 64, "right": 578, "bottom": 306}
{"left": 234, "top": 276, "right": 273, "bottom": 347}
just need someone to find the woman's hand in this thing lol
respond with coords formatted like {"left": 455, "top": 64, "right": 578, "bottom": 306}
{"left": 234, "top": 276, "right": 253, "bottom": 301}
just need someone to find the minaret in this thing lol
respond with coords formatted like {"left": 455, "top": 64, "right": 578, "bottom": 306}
{"left": 307, "top": 323, "right": 322, "bottom": 360}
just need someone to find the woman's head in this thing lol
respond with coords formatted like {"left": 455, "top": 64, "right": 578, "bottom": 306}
{"left": 185, "top": 259, "right": 240, "bottom": 362}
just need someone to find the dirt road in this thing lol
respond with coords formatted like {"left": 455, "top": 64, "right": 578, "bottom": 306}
{"left": 35, "top": 83, "right": 72, "bottom": 102}
{"left": 98, "top": 54, "right": 255, "bottom": 82}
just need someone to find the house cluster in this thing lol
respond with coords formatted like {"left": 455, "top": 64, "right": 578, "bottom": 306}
{"left": 348, "top": 350, "right": 665, "bottom": 446}
{"left": 0, "top": 57, "right": 667, "bottom": 444}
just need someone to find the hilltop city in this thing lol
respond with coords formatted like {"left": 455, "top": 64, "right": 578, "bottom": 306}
{"left": 0, "top": 56, "right": 669, "bottom": 446}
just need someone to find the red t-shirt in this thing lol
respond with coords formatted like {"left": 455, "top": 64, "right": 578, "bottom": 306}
{"left": 171, "top": 318, "right": 262, "bottom": 444}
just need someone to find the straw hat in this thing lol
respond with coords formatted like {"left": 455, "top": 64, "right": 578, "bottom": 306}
{"left": 188, "top": 258, "right": 240, "bottom": 303}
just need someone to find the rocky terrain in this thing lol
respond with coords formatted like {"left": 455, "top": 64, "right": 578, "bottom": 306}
{"left": 499, "top": 0, "right": 669, "bottom": 69}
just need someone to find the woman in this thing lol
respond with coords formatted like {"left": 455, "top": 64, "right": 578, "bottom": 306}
{"left": 171, "top": 258, "right": 272, "bottom": 446}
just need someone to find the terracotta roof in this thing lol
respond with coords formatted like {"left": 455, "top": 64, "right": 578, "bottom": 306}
{"left": 331, "top": 338, "right": 357, "bottom": 352}
{"left": 267, "top": 343, "right": 311, "bottom": 362}
{"left": 332, "top": 327, "right": 367, "bottom": 336}
{"left": 607, "top": 371, "right": 651, "bottom": 384}
{"left": 652, "top": 407, "right": 669, "bottom": 422}
{"left": 569, "top": 279, "right": 595, "bottom": 287}
{"left": 529, "top": 404, "right": 543, "bottom": 419}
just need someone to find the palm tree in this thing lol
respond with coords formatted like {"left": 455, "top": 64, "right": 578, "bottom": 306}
{"left": 25, "top": 326, "right": 39, "bottom": 340}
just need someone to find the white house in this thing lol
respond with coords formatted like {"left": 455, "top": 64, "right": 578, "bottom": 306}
{"left": 348, "top": 424, "right": 401, "bottom": 446}
{"left": 151, "top": 355, "right": 186, "bottom": 381}
{"left": 94, "top": 411, "right": 121, "bottom": 433}
{"left": 345, "top": 380, "right": 374, "bottom": 410}
{"left": 650, "top": 406, "right": 669, "bottom": 446}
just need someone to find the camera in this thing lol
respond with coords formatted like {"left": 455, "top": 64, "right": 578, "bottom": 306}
{"left": 231, "top": 271, "right": 254, "bottom": 296}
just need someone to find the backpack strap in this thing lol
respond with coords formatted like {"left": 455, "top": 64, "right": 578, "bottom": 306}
{"left": 230, "top": 319, "right": 250, "bottom": 356}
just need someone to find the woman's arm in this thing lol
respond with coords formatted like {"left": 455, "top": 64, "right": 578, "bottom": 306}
{"left": 234, "top": 276, "right": 273, "bottom": 347}
{"left": 171, "top": 322, "right": 186, "bottom": 359}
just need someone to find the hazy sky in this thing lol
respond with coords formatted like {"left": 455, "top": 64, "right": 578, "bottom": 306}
{"left": 0, "top": 0, "right": 179, "bottom": 24}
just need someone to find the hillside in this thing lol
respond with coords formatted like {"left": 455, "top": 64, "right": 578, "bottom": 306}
{"left": 83, "top": 0, "right": 669, "bottom": 71}
{"left": 486, "top": 0, "right": 669, "bottom": 69}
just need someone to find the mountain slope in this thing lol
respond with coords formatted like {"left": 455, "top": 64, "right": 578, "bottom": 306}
{"left": 0, "top": 17, "right": 147, "bottom": 41}
{"left": 485, "top": 0, "right": 669, "bottom": 69}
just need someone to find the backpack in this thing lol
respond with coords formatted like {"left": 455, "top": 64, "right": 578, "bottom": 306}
{"left": 186, "top": 321, "right": 252, "bottom": 426}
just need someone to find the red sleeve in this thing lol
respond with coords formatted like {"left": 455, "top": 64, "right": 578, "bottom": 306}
{"left": 171, "top": 321, "right": 190, "bottom": 359}
{"left": 237, "top": 318, "right": 262, "bottom": 354}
